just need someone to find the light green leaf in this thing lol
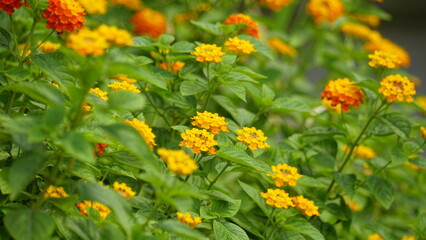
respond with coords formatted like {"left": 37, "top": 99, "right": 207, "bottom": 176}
{"left": 232, "top": 66, "right": 267, "bottom": 79}
{"left": 216, "top": 145, "right": 271, "bottom": 174}
{"left": 367, "top": 175, "right": 395, "bottom": 209}
{"left": 200, "top": 200, "right": 241, "bottom": 219}
{"left": 5, "top": 209, "right": 55, "bottom": 240}
{"left": 172, "top": 41, "right": 196, "bottom": 53}
{"left": 298, "top": 175, "right": 327, "bottom": 188}
{"left": 159, "top": 220, "right": 208, "bottom": 240}
{"left": 238, "top": 180, "right": 272, "bottom": 216}
{"left": 334, "top": 172, "right": 356, "bottom": 197}
{"left": 108, "top": 91, "right": 145, "bottom": 111}
{"left": 0, "top": 82, "right": 64, "bottom": 106}
{"left": 220, "top": 78, "right": 246, "bottom": 102}
{"left": 158, "top": 34, "right": 175, "bottom": 45}
{"left": 213, "top": 221, "right": 249, "bottom": 240}
{"left": 66, "top": 216, "right": 101, "bottom": 240}
{"left": 190, "top": 20, "right": 222, "bottom": 35}
{"left": 230, "top": 214, "right": 263, "bottom": 238}
{"left": 180, "top": 80, "right": 207, "bottom": 96}
{"left": 283, "top": 218, "right": 325, "bottom": 240}
{"left": 61, "top": 131, "right": 95, "bottom": 164}
{"left": 377, "top": 113, "right": 411, "bottom": 139}
{"left": 31, "top": 52, "right": 75, "bottom": 83}
{"left": 271, "top": 97, "right": 311, "bottom": 113}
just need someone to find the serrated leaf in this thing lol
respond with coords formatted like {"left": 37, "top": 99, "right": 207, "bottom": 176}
{"left": 377, "top": 113, "right": 411, "bottom": 139}
{"left": 5, "top": 209, "right": 55, "bottom": 240}
{"left": 238, "top": 180, "right": 272, "bottom": 216}
{"left": 216, "top": 145, "right": 271, "bottom": 174}
{"left": 367, "top": 175, "right": 395, "bottom": 209}
{"left": 31, "top": 52, "right": 74, "bottom": 83}
{"left": 283, "top": 218, "right": 325, "bottom": 240}
{"left": 271, "top": 97, "right": 311, "bottom": 113}
{"left": 213, "top": 221, "right": 249, "bottom": 240}
{"left": 200, "top": 200, "right": 241, "bottom": 219}
{"left": 180, "top": 80, "right": 207, "bottom": 96}
{"left": 297, "top": 175, "right": 327, "bottom": 188}
{"left": 190, "top": 20, "right": 222, "bottom": 35}
{"left": 159, "top": 220, "right": 207, "bottom": 240}
{"left": 334, "top": 172, "right": 356, "bottom": 197}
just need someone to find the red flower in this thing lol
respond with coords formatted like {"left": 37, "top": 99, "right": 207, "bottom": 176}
{"left": 0, "top": 0, "right": 28, "bottom": 15}
{"left": 42, "top": 0, "right": 86, "bottom": 33}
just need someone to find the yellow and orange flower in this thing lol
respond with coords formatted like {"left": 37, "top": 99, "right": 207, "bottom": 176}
{"left": 321, "top": 78, "right": 364, "bottom": 113}
{"left": 191, "top": 111, "right": 228, "bottom": 135}
{"left": 108, "top": 81, "right": 141, "bottom": 93}
{"left": 261, "top": 189, "right": 295, "bottom": 209}
{"left": 378, "top": 74, "right": 416, "bottom": 103}
{"left": 368, "top": 50, "right": 402, "bottom": 69}
{"left": 89, "top": 88, "right": 109, "bottom": 101}
{"left": 113, "top": 182, "right": 136, "bottom": 200}
{"left": 66, "top": 28, "right": 108, "bottom": 56}
{"left": 236, "top": 127, "right": 270, "bottom": 150}
{"left": 125, "top": 118, "right": 157, "bottom": 150}
{"left": 76, "top": 201, "right": 111, "bottom": 220}
{"left": 0, "top": 0, "right": 27, "bottom": 15}
{"left": 159, "top": 61, "right": 185, "bottom": 74}
{"left": 350, "top": 14, "right": 380, "bottom": 27}
{"left": 157, "top": 148, "right": 198, "bottom": 175}
{"left": 43, "top": 0, "right": 86, "bottom": 33}
{"left": 420, "top": 126, "right": 426, "bottom": 140}
{"left": 224, "top": 37, "right": 257, "bottom": 55}
{"left": 77, "top": 0, "right": 107, "bottom": 14}
{"left": 224, "top": 13, "right": 260, "bottom": 38}
{"left": 344, "top": 197, "right": 361, "bottom": 211}
{"left": 43, "top": 185, "right": 69, "bottom": 198}
{"left": 112, "top": 74, "right": 137, "bottom": 83}
{"left": 364, "top": 38, "right": 410, "bottom": 67}
{"left": 267, "top": 163, "right": 302, "bottom": 187}
{"left": 340, "top": 22, "right": 381, "bottom": 42}
{"left": 306, "top": 0, "right": 344, "bottom": 24}
{"left": 179, "top": 128, "right": 217, "bottom": 154}
{"left": 268, "top": 37, "right": 297, "bottom": 57}
{"left": 38, "top": 41, "right": 60, "bottom": 53}
{"left": 177, "top": 212, "right": 201, "bottom": 228}
{"left": 96, "top": 24, "right": 134, "bottom": 46}
{"left": 131, "top": 8, "right": 166, "bottom": 38}
{"left": 342, "top": 145, "right": 377, "bottom": 159}
{"left": 292, "top": 195, "right": 320, "bottom": 216}
{"left": 191, "top": 44, "right": 225, "bottom": 63}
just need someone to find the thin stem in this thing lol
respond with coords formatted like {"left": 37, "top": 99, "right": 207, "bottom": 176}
{"left": 6, "top": 91, "right": 17, "bottom": 115}
{"left": 202, "top": 63, "right": 211, "bottom": 111}
{"left": 20, "top": 17, "right": 38, "bottom": 66}
{"left": 207, "top": 161, "right": 230, "bottom": 190}
{"left": 356, "top": 160, "right": 392, "bottom": 190}
{"left": 144, "top": 91, "right": 172, "bottom": 128}
{"left": 9, "top": 15, "right": 18, "bottom": 53}
{"left": 30, "top": 30, "right": 55, "bottom": 53}
{"left": 264, "top": 208, "right": 276, "bottom": 239}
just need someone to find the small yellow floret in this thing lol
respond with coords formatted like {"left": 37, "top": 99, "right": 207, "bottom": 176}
{"left": 77, "top": 0, "right": 107, "bottom": 14}
{"left": 261, "top": 189, "right": 295, "bottom": 209}
{"left": 368, "top": 50, "right": 401, "bottom": 69}
{"left": 378, "top": 74, "right": 416, "bottom": 103}
{"left": 292, "top": 195, "right": 320, "bottom": 216}
{"left": 108, "top": 81, "right": 141, "bottom": 93}
{"left": 157, "top": 148, "right": 198, "bottom": 175}
{"left": 306, "top": 0, "right": 344, "bottom": 24}
{"left": 179, "top": 128, "right": 217, "bottom": 154}
{"left": 125, "top": 118, "right": 157, "bottom": 150}
{"left": 224, "top": 37, "right": 257, "bottom": 55}
{"left": 96, "top": 24, "right": 134, "bottom": 46}
{"left": 67, "top": 28, "right": 108, "bottom": 56}
{"left": 38, "top": 41, "right": 61, "bottom": 53}
{"left": 268, "top": 37, "right": 297, "bottom": 57}
{"left": 368, "top": 233, "right": 384, "bottom": 240}
{"left": 191, "top": 44, "right": 225, "bottom": 63}
{"left": 267, "top": 163, "right": 301, "bottom": 187}
{"left": 76, "top": 201, "right": 111, "bottom": 220}
{"left": 89, "top": 88, "right": 109, "bottom": 101}
{"left": 191, "top": 111, "right": 228, "bottom": 135}
{"left": 43, "top": 185, "right": 69, "bottom": 198}
{"left": 113, "top": 182, "right": 136, "bottom": 199}
{"left": 236, "top": 127, "right": 270, "bottom": 150}
{"left": 176, "top": 212, "right": 202, "bottom": 227}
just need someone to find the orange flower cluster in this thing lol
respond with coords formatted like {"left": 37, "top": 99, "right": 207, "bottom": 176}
{"left": 236, "top": 127, "right": 270, "bottom": 150}
{"left": 224, "top": 13, "right": 260, "bottom": 38}
{"left": 368, "top": 50, "right": 402, "bottom": 69}
{"left": 78, "top": 0, "right": 107, "bottom": 14}
{"left": 267, "top": 163, "right": 302, "bottom": 187}
{"left": 177, "top": 212, "right": 202, "bottom": 228}
{"left": 268, "top": 37, "right": 297, "bottom": 57}
{"left": 95, "top": 143, "right": 107, "bottom": 156}
{"left": 113, "top": 182, "right": 136, "bottom": 200}
{"left": 131, "top": 8, "right": 166, "bottom": 38}
{"left": 191, "top": 111, "right": 229, "bottom": 135}
{"left": 261, "top": 189, "right": 295, "bottom": 209}
{"left": 350, "top": 14, "right": 380, "bottom": 27}
{"left": 340, "top": 22, "right": 381, "bottom": 42}
{"left": 159, "top": 61, "right": 185, "bottom": 74}
{"left": 43, "top": 185, "right": 69, "bottom": 198}
{"left": 179, "top": 128, "right": 217, "bottom": 154}
{"left": 378, "top": 74, "right": 416, "bottom": 103}
{"left": 191, "top": 44, "right": 225, "bottom": 63}
{"left": 321, "top": 78, "right": 364, "bottom": 113}
{"left": 292, "top": 195, "right": 321, "bottom": 216}
{"left": 0, "top": 0, "right": 27, "bottom": 15}
{"left": 76, "top": 201, "right": 111, "bottom": 220}
{"left": 224, "top": 37, "right": 257, "bottom": 55}
{"left": 157, "top": 148, "right": 198, "bottom": 175}
{"left": 67, "top": 29, "right": 108, "bottom": 56}
{"left": 306, "top": 0, "right": 344, "bottom": 24}
{"left": 259, "top": 0, "right": 293, "bottom": 11}
{"left": 125, "top": 118, "right": 157, "bottom": 150}
{"left": 43, "top": 0, "right": 86, "bottom": 33}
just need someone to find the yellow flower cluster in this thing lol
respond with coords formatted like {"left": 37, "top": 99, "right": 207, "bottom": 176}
{"left": 179, "top": 128, "right": 217, "bottom": 154}
{"left": 67, "top": 28, "right": 109, "bottom": 56}
{"left": 89, "top": 88, "right": 109, "bottom": 101}
{"left": 191, "top": 44, "right": 225, "bottom": 63}
{"left": 131, "top": 8, "right": 166, "bottom": 38}
{"left": 401, "top": 236, "right": 415, "bottom": 240}
{"left": 261, "top": 189, "right": 295, "bottom": 209}
{"left": 236, "top": 127, "right": 270, "bottom": 150}
{"left": 364, "top": 38, "right": 410, "bottom": 67}
{"left": 321, "top": 78, "right": 365, "bottom": 113}
{"left": 368, "top": 234, "right": 384, "bottom": 240}
{"left": 292, "top": 195, "right": 321, "bottom": 216}
{"left": 111, "top": 0, "right": 141, "bottom": 10}
{"left": 125, "top": 118, "right": 157, "bottom": 150}
{"left": 417, "top": 97, "right": 426, "bottom": 113}
{"left": 43, "top": 185, "right": 69, "bottom": 198}
{"left": 378, "top": 74, "right": 416, "bottom": 103}
{"left": 268, "top": 37, "right": 297, "bottom": 57}
{"left": 38, "top": 41, "right": 60, "bottom": 53}
{"left": 97, "top": 24, "right": 134, "bottom": 46}
{"left": 159, "top": 61, "right": 185, "bottom": 74}
{"left": 113, "top": 182, "right": 136, "bottom": 200}
{"left": 191, "top": 111, "right": 229, "bottom": 135}
{"left": 157, "top": 148, "right": 198, "bottom": 175}
{"left": 77, "top": 0, "right": 107, "bottom": 14}
{"left": 340, "top": 22, "right": 381, "bottom": 42}
{"left": 76, "top": 200, "right": 111, "bottom": 220}
{"left": 224, "top": 37, "right": 257, "bottom": 55}
{"left": 306, "top": 0, "right": 344, "bottom": 24}
{"left": 108, "top": 81, "right": 141, "bottom": 93}
{"left": 259, "top": 0, "right": 293, "bottom": 11}
{"left": 177, "top": 212, "right": 202, "bottom": 228}
{"left": 342, "top": 145, "right": 377, "bottom": 159}
{"left": 113, "top": 74, "right": 137, "bottom": 83}
{"left": 344, "top": 197, "right": 361, "bottom": 211}
{"left": 350, "top": 14, "right": 380, "bottom": 27}
{"left": 420, "top": 126, "right": 426, "bottom": 140}
{"left": 368, "top": 50, "right": 402, "bottom": 69}
{"left": 267, "top": 163, "right": 302, "bottom": 187}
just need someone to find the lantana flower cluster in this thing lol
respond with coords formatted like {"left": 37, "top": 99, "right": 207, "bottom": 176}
{"left": 157, "top": 148, "right": 198, "bottom": 175}
{"left": 321, "top": 78, "right": 365, "bottom": 113}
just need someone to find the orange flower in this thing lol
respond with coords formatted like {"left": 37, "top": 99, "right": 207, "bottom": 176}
{"left": 364, "top": 38, "right": 410, "bottom": 67}
{"left": 95, "top": 143, "right": 107, "bottom": 156}
{"left": 0, "top": 0, "right": 28, "bottom": 15}
{"left": 259, "top": 0, "right": 293, "bottom": 11}
{"left": 306, "top": 0, "right": 344, "bottom": 24}
{"left": 224, "top": 13, "right": 260, "bottom": 38}
{"left": 159, "top": 61, "right": 185, "bottom": 73}
{"left": 43, "top": 0, "right": 86, "bottom": 33}
{"left": 378, "top": 74, "right": 416, "bottom": 103}
{"left": 321, "top": 78, "right": 364, "bottom": 113}
{"left": 130, "top": 8, "right": 166, "bottom": 38}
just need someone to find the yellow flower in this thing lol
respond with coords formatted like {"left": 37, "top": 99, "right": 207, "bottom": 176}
{"left": 130, "top": 8, "right": 166, "bottom": 38}
{"left": 66, "top": 28, "right": 108, "bottom": 56}
{"left": 261, "top": 189, "right": 295, "bottom": 209}
{"left": 267, "top": 163, "right": 301, "bottom": 187}
{"left": 125, "top": 118, "right": 157, "bottom": 150}
{"left": 112, "top": 74, "right": 137, "bottom": 83}
{"left": 340, "top": 22, "right": 381, "bottom": 42}
{"left": 176, "top": 212, "right": 201, "bottom": 228}
{"left": 89, "top": 88, "right": 109, "bottom": 101}
{"left": 179, "top": 128, "right": 217, "bottom": 154}
{"left": 191, "top": 44, "right": 225, "bottom": 63}
{"left": 113, "top": 182, "right": 136, "bottom": 200}
{"left": 236, "top": 127, "right": 270, "bottom": 150}
{"left": 344, "top": 197, "right": 361, "bottom": 211}
{"left": 363, "top": 163, "right": 373, "bottom": 176}
{"left": 224, "top": 37, "right": 257, "bottom": 55}
{"left": 378, "top": 74, "right": 416, "bottom": 103}
{"left": 159, "top": 61, "right": 185, "bottom": 74}
{"left": 224, "top": 13, "right": 260, "bottom": 38}
{"left": 96, "top": 24, "right": 134, "bottom": 46}
{"left": 364, "top": 38, "right": 410, "bottom": 67}
{"left": 368, "top": 234, "right": 384, "bottom": 240}
{"left": 157, "top": 148, "right": 198, "bottom": 175}
{"left": 38, "top": 41, "right": 60, "bottom": 53}
{"left": 191, "top": 111, "right": 228, "bottom": 135}
{"left": 108, "top": 81, "right": 141, "bottom": 93}
{"left": 268, "top": 37, "right": 297, "bottom": 57}
{"left": 401, "top": 236, "right": 415, "bottom": 240}
{"left": 50, "top": 81, "right": 59, "bottom": 88}
{"left": 306, "top": 0, "right": 344, "bottom": 24}
{"left": 76, "top": 201, "right": 111, "bottom": 220}
{"left": 350, "top": 14, "right": 380, "bottom": 27}
{"left": 342, "top": 145, "right": 377, "bottom": 159}
{"left": 292, "top": 195, "right": 320, "bottom": 216}
{"left": 368, "top": 50, "right": 402, "bottom": 69}
{"left": 321, "top": 78, "right": 365, "bottom": 113}
{"left": 77, "top": 0, "right": 107, "bottom": 15}
{"left": 420, "top": 126, "right": 426, "bottom": 140}
{"left": 259, "top": 0, "right": 293, "bottom": 11}
{"left": 82, "top": 102, "right": 92, "bottom": 112}
{"left": 43, "top": 185, "right": 69, "bottom": 198}
{"left": 111, "top": 0, "right": 141, "bottom": 10}
{"left": 417, "top": 96, "right": 426, "bottom": 113}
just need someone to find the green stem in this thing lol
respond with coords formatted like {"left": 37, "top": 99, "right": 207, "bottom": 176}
{"left": 207, "top": 161, "right": 230, "bottom": 190}
{"left": 20, "top": 17, "right": 38, "bottom": 66}
{"left": 356, "top": 160, "right": 392, "bottom": 190}
{"left": 141, "top": 201, "right": 161, "bottom": 230}
{"left": 144, "top": 90, "right": 172, "bottom": 128}
{"left": 264, "top": 208, "right": 276, "bottom": 239}
{"left": 6, "top": 91, "right": 17, "bottom": 115}
{"left": 9, "top": 15, "right": 18, "bottom": 54}
{"left": 202, "top": 63, "right": 211, "bottom": 111}
{"left": 30, "top": 30, "right": 55, "bottom": 53}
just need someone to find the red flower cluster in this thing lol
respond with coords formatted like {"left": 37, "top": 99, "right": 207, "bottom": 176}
{"left": 0, "top": 0, "right": 28, "bottom": 15}
{"left": 42, "top": 0, "right": 86, "bottom": 33}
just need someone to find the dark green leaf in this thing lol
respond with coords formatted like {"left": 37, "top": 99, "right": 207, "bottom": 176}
{"left": 0, "top": 27, "right": 11, "bottom": 48}
{"left": 213, "top": 221, "right": 249, "bottom": 240}
{"left": 180, "top": 80, "right": 207, "bottom": 96}
{"left": 216, "top": 145, "right": 271, "bottom": 174}
{"left": 283, "top": 218, "right": 325, "bottom": 240}
{"left": 0, "top": 82, "right": 64, "bottom": 106}
{"left": 5, "top": 209, "right": 55, "bottom": 240}
{"left": 61, "top": 131, "right": 95, "bottom": 164}
{"left": 367, "top": 175, "right": 395, "bottom": 209}
{"left": 334, "top": 172, "right": 356, "bottom": 197}
{"left": 31, "top": 52, "right": 75, "bottom": 83}
{"left": 377, "top": 113, "right": 411, "bottom": 139}
{"left": 238, "top": 180, "right": 272, "bottom": 216}
{"left": 200, "top": 200, "right": 241, "bottom": 219}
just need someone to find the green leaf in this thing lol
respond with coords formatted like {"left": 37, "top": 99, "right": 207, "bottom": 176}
{"left": 409, "top": 157, "right": 426, "bottom": 169}
{"left": 61, "top": 131, "right": 95, "bottom": 164}
{"left": 43, "top": 104, "right": 65, "bottom": 129}
{"left": 230, "top": 214, "right": 263, "bottom": 238}
{"left": 355, "top": 80, "right": 380, "bottom": 94}
{"left": 334, "top": 172, "right": 356, "bottom": 197}
{"left": 367, "top": 175, "right": 395, "bottom": 209}
{"left": 367, "top": 222, "right": 398, "bottom": 240}
{"left": 31, "top": 52, "right": 75, "bottom": 83}
{"left": 0, "top": 82, "right": 64, "bottom": 106}
{"left": 200, "top": 200, "right": 241, "bottom": 219}
{"left": 0, "top": 27, "right": 11, "bottom": 48}
{"left": 313, "top": 153, "right": 335, "bottom": 169}
{"left": 159, "top": 220, "right": 207, "bottom": 240}
{"left": 238, "top": 35, "right": 273, "bottom": 59}
{"left": 158, "top": 34, "right": 175, "bottom": 45}
{"left": 190, "top": 20, "right": 222, "bottom": 35}
{"left": 417, "top": 213, "right": 426, "bottom": 237}
{"left": 238, "top": 180, "right": 272, "bottom": 216}
{"left": 213, "top": 221, "right": 249, "bottom": 240}
{"left": 377, "top": 113, "right": 411, "bottom": 139}
{"left": 180, "top": 80, "right": 207, "bottom": 96}
{"left": 132, "top": 36, "right": 154, "bottom": 47}
{"left": 66, "top": 216, "right": 101, "bottom": 240}
{"left": 232, "top": 66, "right": 267, "bottom": 79}
{"left": 5, "top": 66, "right": 31, "bottom": 81}
{"left": 283, "top": 218, "right": 325, "bottom": 240}
{"left": 298, "top": 175, "right": 327, "bottom": 188}
{"left": 172, "top": 41, "right": 196, "bottom": 53}
{"left": 220, "top": 78, "right": 246, "bottom": 102}
{"left": 271, "top": 97, "right": 311, "bottom": 113}
{"left": 216, "top": 145, "right": 271, "bottom": 174}
{"left": 108, "top": 91, "right": 145, "bottom": 111}
{"left": 5, "top": 209, "right": 55, "bottom": 240}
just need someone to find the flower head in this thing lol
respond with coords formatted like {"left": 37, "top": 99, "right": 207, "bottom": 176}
{"left": 89, "top": 88, "right": 109, "bottom": 101}
{"left": 177, "top": 212, "right": 201, "bottom": 228}
{"left": 130, "top": 8, "right": 166, "bottom": 38}
{"left": 401, "top": 237, "right": 415, "bottom": 240}
{"left": 267, "top": 163, "right": 302, "bottom": 187}
{"left": 179, "top": 128, "right": 217, "bottom": 154}
{"left": 420, "top": 126, "right": 426, "bottom": 140}
{"left": 111, "top": 0, "right": 141, "bottom": 10}
{"left": 125, "top": 118, "right": 157, "bottom": 150}
{"left": 76, "top": 201, "right": 111, "bottom": 220}
{"left": 95, "top": 143, "right": 107, "bottom": 156}
{"left": 344, "top": 197, "right": 361, "bottom": 211}
{"left": 236, "top": 127, "right": 270, "bottom": 150}
{"left": 43, "top": 0, "right": 86, "bottom": 33}
{"left": 191, "top": 111, "right": 228, "bottom": 135}
{"left": 0, "top": 0, "right": 28, "bottom": 15}
{"left": 96, "top": 24, "right": 134, "bottom": 46}
{"left": 292, "top": 195, "right": 320, "bottom": 216}
{"left": 43, "top": 185, "right": 69, "bottom": 198}
{"left": 112, "top": 74, "right": 137, "bottom": 83}
{"left": 340, "top": 22, "right": 381, "bottom": 42}
{"left": 378, "top": 74, "right": 416, "bottom": 103}
{"left": 342, "top": 145, "right": 376, "bottom": 159}
{"left": 306, "top": 0, "right": 344, "bottom": 24}
{"left": 77, "top": 0, "right": 107, "bottom": 14}
{"left": 159, "top": 61, "right": 185, "bottom": 74}
{"left": 224, "top": 13, "right": 260, "bottom": 38}
{"left": 368, "top": 234, "right": 384, "bottom": 240}
{"left": 38, "top": 41, "right": 60, "bottom": 53}
{"left": 108, "top": 81, "right": 141, "bottom": 93}
{"left": 368, "top": 50, "right": 402, "bottom": 69}
{"left": 157, "top": 148, "right": 198, "bottom": 175}
{"left": 321, "top": 78, "right": 365, "bottom": 113}
{"left": 268, "top": 37, "right": 297, "bottom": 57}
{"left": 113, "top": 182, "right": 136, "bottom": 199}
{"left": 191, "top": 44, "right": 225, "bottom": 63}
{"left": 66, "top": 28, "right": 108, "bottom": 56}
{"left": 261, "top": 189, "right": 295, "bottom": 209}
{"left": 259, "top": 0, "right": 293, "bottom": 11}
{"left": 364, "top": 38, "right": 410, "bottom": 67}
{"left": 224, "top": 37, "right": 257, "bottom": 55}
